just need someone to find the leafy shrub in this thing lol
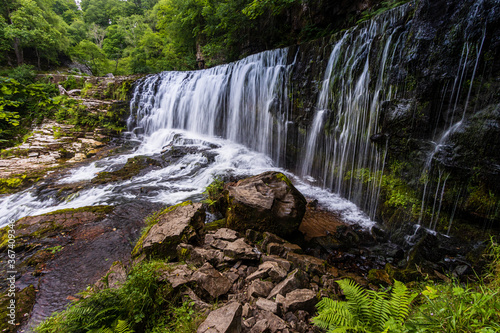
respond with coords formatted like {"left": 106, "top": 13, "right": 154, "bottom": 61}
{"left": 1, "top": 64, "right": 36, "bottom": 84}
{"left": 406, "top": 283, "right": 500, "bottom": 332}
{"left": 313, "top": 279, "right": 416, "bottom": 332}
{"left": 202, "top": 176, "right": 225, "bottom": 207}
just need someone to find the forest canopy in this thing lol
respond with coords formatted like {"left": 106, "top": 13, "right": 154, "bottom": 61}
{"left": 0, "top": 0, "right": 380, "bottom": 75}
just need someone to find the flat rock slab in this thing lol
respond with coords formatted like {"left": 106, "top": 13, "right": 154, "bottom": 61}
{"left": 197, "top": 302, "right": 242, "bottom": 333}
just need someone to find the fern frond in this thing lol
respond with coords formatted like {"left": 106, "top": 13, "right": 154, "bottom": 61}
{"left": 337, "top": 279, "right": 371, "bottom": 322}
{"left": 313, "top": 298, "right": 354, "bottom": 330}
{"left": 387, "top": 280, "right": 416, "bottom": 325}
{"left": 114, "top": 320, "right": 134, "bottom": 333}
{"left": 367, "top": 289, "right": 390, "bottom": 329}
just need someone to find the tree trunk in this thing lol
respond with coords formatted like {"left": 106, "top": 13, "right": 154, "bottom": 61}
{"left": 13, "top": 37, "right": 23, "bottom": 65}
{"left": 35, "top": 47, "right": 41, "bottom": 70}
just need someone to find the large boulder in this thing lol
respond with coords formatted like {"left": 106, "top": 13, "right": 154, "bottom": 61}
{"left": 225, "top": 172, "right": 307, "bottom": 236}
{"left": 133, "top": 201, "right": 205, "bottom": 259}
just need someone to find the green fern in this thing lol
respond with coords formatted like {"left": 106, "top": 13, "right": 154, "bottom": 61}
{"left": 313, "top": 279, "right": 416, "bottom": 332}
{"left": 88, "top": 319, "right": 134, "bottom": 333}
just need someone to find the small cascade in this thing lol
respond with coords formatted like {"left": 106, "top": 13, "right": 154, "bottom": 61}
{"left": 300, "top": 4, "right": 411, "bottom": 218}
{"left": 417, "top": 25, "right": 487, "bottom": 229}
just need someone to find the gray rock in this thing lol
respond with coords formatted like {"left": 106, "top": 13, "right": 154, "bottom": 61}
{"left": 284, "top": 289, "right": 317, "bottom": 313}
{"left": 259, "top": 311, "right": 287, "bottom": 332}
{"left": 163, "top": 264, "right": 193, "bottom": 288}
{"left": 197, "top": 302, "right": 242, "bottom": 333}
{"left": 182, "top": 287, "right": 211, "bottom": 311}
{"left": 286, "top": 252, "right": 327, "bottom": 275}
{"left": 246, "top": 261, "right": 287, "bottom": 282}
{"left": 267, "top": 269, "right": 308, "bottom": 299}
{"left": 225, "top": 172, "right": 307, "bottom": 236}
{"left": 249, "top": 319, "right": 268, "bottom": 333}
{"left": 139, "top": 202, "right": 205, "bottom": 259}
{"left": 191, "top": 263, "right": 232, "bottom": 299}
{"left": 256, "top": 298, "right": 279, "bottom": 314}
{"left": 243, "top": 317, "right": 256, "bottom": 329}
{"left": 223, "top": 238, "right": 260, "bottom": 261}
{"left": 248, "top": 280, "right": 274, "bottom": 299}
{"left": 213, "top": 228, "right": 239, "bottom": 241}
{"left": 261, "top": 255, "right": 292, "bottom": 272}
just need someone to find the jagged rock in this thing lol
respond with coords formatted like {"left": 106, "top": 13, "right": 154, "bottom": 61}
{"left": 213, "top": 228, "right": 239, "bottom": 241}
{"left": 183, "top": 246, "right": 224, "bottom": 267}
{"left": 182, "top": 287, "right": 211, "bottom": 311}
{"left": 243, "top": 317, "right": 256, "bottom": 328}
{"left": 223, "top": 238, "right": 260, "bottom": 261}
{"left": 242, "top": 303, "right": 252, "bottom": 318}
{"left": 261, "top": 255, "right": 292, "bottom": 271}
{"left": 103, "top": 261, "right": 127, "bottom": 289}
{"left": 197, "top": 302, "right": 242, "bottom": 333}
{"left": 286, "top": 252, "right": 326, "bottom": 275}
{"left": 162, "top": 264, "right": 193, "bottom": 288}
{"left": 284, "top": 289, "right": 317, "bottom": 313}
{"left": 138, "top": 202, "right": 205, "bottom": 259}
{"left": 191, "top": 263, "right": 232, "bottom": 299}
{"left": 246, "top": 261, "right": 287, "bottom": 282}
{"left": 225, "top": 171, "right": 307, "bottom": 236}
{"left": 257, "top": 311, "right": 287, "bottom": 332}
{"left": 268, "top": 269, "right": 309, "bottom": 299}
{"left": 256, "top": 298, "right": 279, "bottom": 314}
{"left": 248, "top": 280, "right": 274, "bottom": 299}
{"left": 249, "top": 319, "right": 269, "bottom": 333}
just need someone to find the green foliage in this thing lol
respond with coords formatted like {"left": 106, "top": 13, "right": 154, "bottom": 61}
{"left": 35, "top": 260, "right": 168, "bottom": 333}
{"left": 0, "top": 174, "right": 26, "bottom": 193}
{"left": 406, "top": 282, "right": 500, "bottom": 332}
{"left": 242, "top": 0, "right": 298, "bottom": 19}
{"left": 1, "top": 64, "right": 36, "bottom": 84}
{"left": 202, "top": 176, "right": 224, "bottom": 206}
{"left": 46, "top": 245, "right": 63, "bottom": 253}
{"left": 313, "top": 279, "right": 416, "bottom": 332}
{"left": 357, "top": 0, "right": 410, "bottom": 24}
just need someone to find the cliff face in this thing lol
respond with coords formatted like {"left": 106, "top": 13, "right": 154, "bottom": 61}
{"left": 284, "top": 0, "right": 500, "bottom": 235}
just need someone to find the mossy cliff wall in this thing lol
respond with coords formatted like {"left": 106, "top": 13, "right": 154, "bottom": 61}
{"left": 282, "top": 0, "right": 500, "bottom": 236}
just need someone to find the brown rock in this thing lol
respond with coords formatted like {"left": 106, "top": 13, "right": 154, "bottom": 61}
{"left": 256, "top": 298, "right": 279, "bottom": 314}
{"left": 197, "top": 302, "right": 242, "bottom": 333}
{"left": 191, "top": 263, "right": 232, "bottom": 299}
{"left": 248, "top": 280, "right": 274, "bottom": 299}
{"left": 267, "top": 269, "right": 309, "bottom": 299}
{"left": 225, "top": 172, "right": 307, "bottom": 236}
{"left": 284, "top": 289, "right": 317, "bottom": 313}
{"left": 223, "top": 238, "right": 260, "bottom": 261}
{"left": 286, "top": 252, "right": 326, "bottom": 275}
{"left": 213, "top": 228, "right": 239, "bottom": 241}
{"left": 163, "top": 264, "right": 193, "bottom": 288}
{"left": 140, "top": 202, "right": 205, "bottom": 259}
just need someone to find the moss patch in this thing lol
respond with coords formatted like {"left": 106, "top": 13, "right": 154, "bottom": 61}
{"left": 131, "top": 201, "right": 193, "bottom": 258}
{"left": 92, "top": 156, "right": 161, "bottom": 185}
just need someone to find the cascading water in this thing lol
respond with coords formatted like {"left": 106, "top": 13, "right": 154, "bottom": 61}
{"left": 417, "top": 13, "right": 488, "bottom": 230}
{"left": 0, "top": 48, "right": 375, "bottom": 229}
{"left": 300, "top": 4, "right": 411, "bottom": 218}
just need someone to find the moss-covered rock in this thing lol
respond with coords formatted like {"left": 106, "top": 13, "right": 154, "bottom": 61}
{"left": 132, "top": 201, "right": 205, "bottom": 260}
{"left": 225, "top": 171, "right": 307, "bottom": 236}
{"left": 92, "top": 156, "right": 161, "bottom": 185}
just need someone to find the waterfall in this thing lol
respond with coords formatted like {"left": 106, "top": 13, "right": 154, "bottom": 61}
{"left": 129, "top": 49, "right": 291, "bottom": 166}
{"left": 300, "top": 4, "right": 411, "bottom": 218}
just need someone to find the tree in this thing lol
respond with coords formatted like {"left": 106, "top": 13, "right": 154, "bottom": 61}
{"left": 2, "top": 0, "right": 69, "bottom": 67}
{"left": 70, "top": 39, "right": 106, "bottom": 74}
